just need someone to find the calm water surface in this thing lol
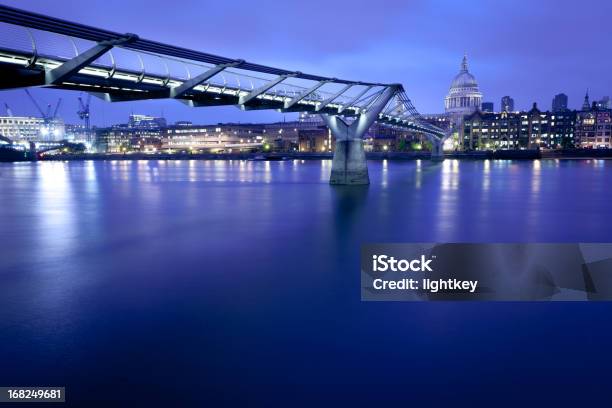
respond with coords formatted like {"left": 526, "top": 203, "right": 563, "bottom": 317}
{"left": 1, "top": 159, "right": 611, "bottom": 405}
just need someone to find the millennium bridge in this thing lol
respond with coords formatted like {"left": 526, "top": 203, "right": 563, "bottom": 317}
{"left": 0, "top": 4, "right": 447, "bottom": 184}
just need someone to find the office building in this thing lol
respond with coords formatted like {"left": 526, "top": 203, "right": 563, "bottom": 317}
{"left": 463, "top": 103, "right": 575, "bottom": 150}
{"left": 0, "top": 116, "right": 64, "bottom": 142}
{"left": 501, "top": 96, "right": 515, "bottom": 112}
{"left": 298, "top": 128, "right": 332, "bottom": 152}
{"left": 463, "top": 110, "right": 522, "bottom": 150}
{"left": 576, "top": 103, "right": 611, "bottom": 148}
{"left": 595, "top": 96, "right": 610, "bottom": 110}
{"left": 481, "top": 102, "right": 494, "bottom": 112}
{"left": 552, "top": 93, "right": 568, "bottom": 112}
{"left": 162, "top": 124, "right": 265, "bottom": 152}
{"left": 128, "top": 114, "right": 167, "bottom": 129}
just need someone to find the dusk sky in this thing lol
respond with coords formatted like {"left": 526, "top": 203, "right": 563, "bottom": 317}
{"left": 1, "top": 0, "right": 612, "bottom": 126}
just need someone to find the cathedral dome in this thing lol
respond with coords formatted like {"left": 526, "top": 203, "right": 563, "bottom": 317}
{"left": 445, "top": 54, "right": 482, "bottom": 118}
{"left": 451, "top": 69, "right": 478, "bottom": 89}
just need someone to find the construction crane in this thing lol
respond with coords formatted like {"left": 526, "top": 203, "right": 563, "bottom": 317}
{"left": 23, "top": 89, "right": 62, "bottom": 123}
{"left": 77, "top": 93, "right": 91, "bottom": 142}
{"left": 52, "top": 98, "right": 62, "bottom": 119}
{"left": 24, "top": 89, "right": 63, "bottom": 140}
{"left": 24, "top": 89, "right": 47, "bottom": 121}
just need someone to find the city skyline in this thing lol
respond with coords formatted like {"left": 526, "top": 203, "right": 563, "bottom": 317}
{"left": 0, "top": 0, "right": 611, "bottom": 126}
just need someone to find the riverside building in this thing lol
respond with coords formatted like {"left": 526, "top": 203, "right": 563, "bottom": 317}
{"left": 96, "top": 125, "right": 163, "bottom": 153}
{"left": 575, "top": 98, "right": 612, "bottom": 148}
{"left": 162, "top": 124, "right": 265, "bottom": 152}
{"left": 462, "top": 103, "right": 575, "bottom": 150}
{"left": 0, "top": 116, "right": 65, "bottom": 142}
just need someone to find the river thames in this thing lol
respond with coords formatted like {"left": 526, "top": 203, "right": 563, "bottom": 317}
{"left": 1, "top": 159, "right": 611, "bottom": 405}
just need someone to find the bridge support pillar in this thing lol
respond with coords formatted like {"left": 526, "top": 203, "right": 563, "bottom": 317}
{"left": 321, "top": 84, "right": 401, "bottom": 185}
{"left": 330, "top": 139, "right": 369, "bottom": 185}
{"left": 27, "top": 142, "right": 37, "bottom": 161}
{"left": 431, "top": 138, "right": 444, "bottom": 161}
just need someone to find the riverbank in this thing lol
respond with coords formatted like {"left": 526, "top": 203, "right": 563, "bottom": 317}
{"left": 6, "top": 148, "right": 612, "bottom": 162}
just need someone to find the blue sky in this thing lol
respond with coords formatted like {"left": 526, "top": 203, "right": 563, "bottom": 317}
{"left": 1, "top": 0, "right": 611, "bottom": 126}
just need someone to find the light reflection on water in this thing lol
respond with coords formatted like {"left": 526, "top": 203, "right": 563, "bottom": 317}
{"left": 4, "top": 157, "right": 603, "bottom": 254}
{"left": 1, "top": 159, "right": 612, "bottom": 403}
{"left": 3, "top": 158, "right": 612, "bottom": 269}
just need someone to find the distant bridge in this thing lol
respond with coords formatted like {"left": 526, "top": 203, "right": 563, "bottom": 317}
{"left": 0, "top": 137, "right": 81, "bottom": 156}
{"left": 0, "top": 4, "right": 447, "bottom": 184}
